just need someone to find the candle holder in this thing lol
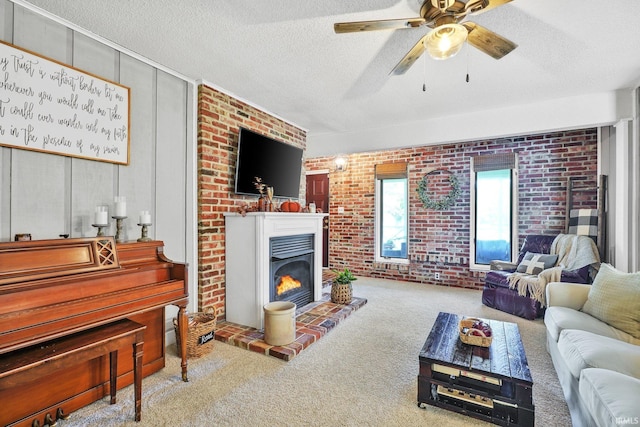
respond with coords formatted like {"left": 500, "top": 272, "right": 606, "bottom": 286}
{"left": 137, "top": 223, "right": 152, "bottom": 242}
{"left": 92, "top": 223, "right": 108, "bottom": 237}
{"left": 112, "top": 216, "right": 127, "bottom": 243}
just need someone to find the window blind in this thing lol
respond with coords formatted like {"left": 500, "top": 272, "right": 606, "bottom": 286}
{"left": 472, "top": 153, "right": 517, "bottom": 172}
{"left": 375, "top": 162, "right": 408, "bottom": 179}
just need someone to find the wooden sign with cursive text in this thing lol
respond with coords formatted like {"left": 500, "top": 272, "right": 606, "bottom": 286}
{"left": 0, "top": 40, "right": 130, "bottom": 164}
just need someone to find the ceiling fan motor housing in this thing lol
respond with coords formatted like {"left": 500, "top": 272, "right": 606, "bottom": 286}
{"left": 424, "top": 0, "right": 490, "bottom": 22}
{"left": 432, "top": 0, "right": 455, "bottom": 9}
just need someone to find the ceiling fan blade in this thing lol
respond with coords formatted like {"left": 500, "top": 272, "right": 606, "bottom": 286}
{"left": 467, "top": 0, "right": 512, "bottom": 15}
{"left": 463, "top": 22, "right": 517, "bottom": 59}
{"left": 334, "top": 18, "right": 425, "bottom": 33}
{"left": 390, "top": 35, "right": 427, "bottom": 75}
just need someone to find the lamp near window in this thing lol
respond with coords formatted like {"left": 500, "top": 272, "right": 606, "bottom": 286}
{"left": 335, "top": 156, "right": 347, "bottom": 172}
{"left": 424, "top": 23, "right": 468, "bottom": 60}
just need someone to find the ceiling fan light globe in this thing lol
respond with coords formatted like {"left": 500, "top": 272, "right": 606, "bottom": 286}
{"left": 424, "top": 24, "right": 468, "bottom": 60}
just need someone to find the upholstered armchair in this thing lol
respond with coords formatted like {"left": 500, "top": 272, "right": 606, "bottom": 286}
{"left": 482, "top": 234, "right": 600, "bottom": 320}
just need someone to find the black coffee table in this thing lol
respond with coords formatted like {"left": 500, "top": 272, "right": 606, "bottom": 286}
{"left": 418, "top": 312, "right": 534, "bottom": 426}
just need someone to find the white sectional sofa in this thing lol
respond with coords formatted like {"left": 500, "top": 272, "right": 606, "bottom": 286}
{"left": 544, "top": 264, "right": 640, "bottom": 427}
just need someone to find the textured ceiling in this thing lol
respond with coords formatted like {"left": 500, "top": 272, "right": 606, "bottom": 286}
{"left": 20, "top": 0, "right": 640, "bottom": 154}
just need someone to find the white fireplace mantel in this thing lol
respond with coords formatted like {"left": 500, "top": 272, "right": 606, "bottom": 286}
{"left": 224, "top": 212, "right": 327, "bottom": 330}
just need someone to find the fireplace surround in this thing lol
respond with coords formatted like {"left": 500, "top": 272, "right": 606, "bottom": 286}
{"left": 224, "top": 212, "right": 326, "bottom": 330}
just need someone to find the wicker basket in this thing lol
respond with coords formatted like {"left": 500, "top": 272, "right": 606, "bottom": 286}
{"left": 459, "top": 317, "right": 493, "bottom": 348}
{"left": 331, "top": 283, "right": 352, "bottom": 304}
{"left": 173, "top": 306, "right": 217, "bottom": 358}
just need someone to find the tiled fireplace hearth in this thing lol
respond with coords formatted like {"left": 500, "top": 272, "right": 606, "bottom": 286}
{"left": 224, "top": 212, "right": 327, "bottom": 330}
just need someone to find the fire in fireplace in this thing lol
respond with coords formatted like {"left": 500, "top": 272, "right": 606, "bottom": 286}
{"left": 270, "top": 234, "right": 314, "bottom": 308}
{"left": 276, "top": 275, "right": 302, "bottom": 295}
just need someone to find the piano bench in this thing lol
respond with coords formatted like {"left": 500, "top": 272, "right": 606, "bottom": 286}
{"left": 0, "top": 319, "right": 146, "bottom": 423}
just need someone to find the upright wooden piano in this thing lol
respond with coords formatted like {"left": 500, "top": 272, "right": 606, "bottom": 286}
{"left": 0, "top": 237, "right": 189, "bottom": 426}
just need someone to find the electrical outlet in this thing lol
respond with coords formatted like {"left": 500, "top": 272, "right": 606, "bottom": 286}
{"left": 434, "top": 272, "right": 440, "bottom": 280}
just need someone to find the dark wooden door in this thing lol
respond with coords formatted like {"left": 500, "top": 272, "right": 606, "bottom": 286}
{"left": 306, "top": 173, "right": 329, "bottom": 267}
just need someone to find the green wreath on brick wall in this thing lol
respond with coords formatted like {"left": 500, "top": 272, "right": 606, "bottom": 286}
{"left": 417, "top": 169, "right": 461, "bottom": 210}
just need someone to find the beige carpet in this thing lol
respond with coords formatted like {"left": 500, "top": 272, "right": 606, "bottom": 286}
{"left": 59, "top": 277, "right": 571, "bottom": 426}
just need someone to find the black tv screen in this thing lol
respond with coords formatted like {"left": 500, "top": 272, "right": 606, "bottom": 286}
{"left": 234, "top": 127, "right": 303, "bottom": 199}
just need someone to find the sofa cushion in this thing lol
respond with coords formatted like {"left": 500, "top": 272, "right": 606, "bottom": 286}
{"left": 516, "top": 252, "right": 558, "bottom": 275}
{"left": 557, "top": 329, "right": 640, "bottom": 380}
{"left": 582, "top": 263, "right": 640, "bottom": 339}
{"left": 579, "top": 368, "right": 640, "bottom": 427}
{"left": 545, "top": 306, "right": 640, "bottom": 345}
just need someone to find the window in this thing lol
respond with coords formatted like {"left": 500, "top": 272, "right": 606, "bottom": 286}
{"left": 470, "top": 153, "right": 518, "bottom": 269}
{"left": 375, "top": 163, "right": 408, "bottom": 263}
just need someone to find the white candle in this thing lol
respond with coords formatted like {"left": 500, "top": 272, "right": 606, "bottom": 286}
{"left": 95, "top": 206, "right": 108, "bottom": 225}
{"left": 114, "top": 196, "right": 126, "bottom": 217}
{"left": 140, "top": 210, "right": 151, "bottom": 224}
{"left": 98, "top": 210, "right": 108, "bottom": 225}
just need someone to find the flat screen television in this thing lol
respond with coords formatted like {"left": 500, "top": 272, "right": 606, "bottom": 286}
{"left": 234, "top": 127, "right": 304, "bottom": 199}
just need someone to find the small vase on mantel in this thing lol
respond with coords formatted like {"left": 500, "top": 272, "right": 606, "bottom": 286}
{"left": 258, "top": 196, "right": 268, "bottom": 212}
{"left": 266, "top": 186, "right": 274, "bottom": 211}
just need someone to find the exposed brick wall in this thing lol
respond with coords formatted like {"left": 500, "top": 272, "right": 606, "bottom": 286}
{"left": 197, "top": 83, "right": 596, "bottom": 309}
{"left": 197, "top": 84, "right": 306, "bottom": 316}
{"left": 305, "top": 129, "right": 598, "bottom": 290}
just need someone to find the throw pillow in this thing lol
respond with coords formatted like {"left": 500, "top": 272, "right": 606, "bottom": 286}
{"left": 516, "top": 252, "right": 559, "bottom": 275}
{"left": 582, "top": 263, "right": 640, "bottom": 339}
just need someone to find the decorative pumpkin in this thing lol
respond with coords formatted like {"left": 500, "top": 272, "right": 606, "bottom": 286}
{"left": 281, "top": 200, "right": 301, "bottom": 212}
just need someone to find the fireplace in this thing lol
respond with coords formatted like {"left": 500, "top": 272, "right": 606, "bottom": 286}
{"left": 224, "top": 212, "right": 326, "bottom": 330}
{"left": 270, "top": 234, "right": 314, "bottom": 308}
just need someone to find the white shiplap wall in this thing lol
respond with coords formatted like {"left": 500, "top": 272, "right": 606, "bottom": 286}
{"left": 0, "top": 1, "right": 198, "bottom": 337}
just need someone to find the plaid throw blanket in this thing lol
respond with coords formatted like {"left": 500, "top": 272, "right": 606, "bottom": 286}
{"left": 568, "top": 208, "right": 598, "bottom": 242}
{"left": 507, "top": 234, "right": 601, "bottom": 307}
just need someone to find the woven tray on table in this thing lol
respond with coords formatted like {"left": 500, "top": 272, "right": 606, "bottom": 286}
{"left": 458, "top": 317, "right": 493, "bottom": 347}
{"left": 173, "top": 306, "right": 217, "bottom": 358}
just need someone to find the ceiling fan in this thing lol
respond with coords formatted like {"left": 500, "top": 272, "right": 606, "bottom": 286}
{"left": 334, "top": 0, "right": 517, "bottom": 75}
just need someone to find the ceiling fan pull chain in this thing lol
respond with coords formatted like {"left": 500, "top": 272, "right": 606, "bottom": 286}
{"left": 465, "top": 41, "right": 470, "bottom": 83}
{"left": 423, "top": 54, "right": 427, "bottom": 92}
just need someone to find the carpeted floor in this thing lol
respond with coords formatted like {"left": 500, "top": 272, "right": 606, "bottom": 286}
{"left": 59, "top": 277, "right": 571, "bottom": 426}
